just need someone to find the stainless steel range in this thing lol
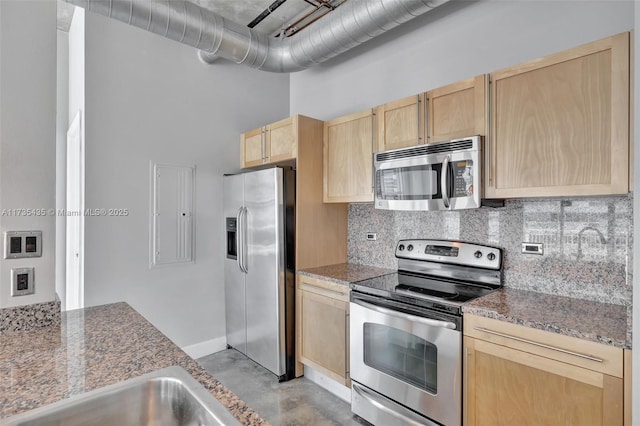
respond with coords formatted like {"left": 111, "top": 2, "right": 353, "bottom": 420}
{"left": 350, "top": 239, "right": 503, "bottom": 426}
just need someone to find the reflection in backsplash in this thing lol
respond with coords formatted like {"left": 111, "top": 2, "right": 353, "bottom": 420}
{"left": 348, "top": 194, "right": 632, "bottom": 307}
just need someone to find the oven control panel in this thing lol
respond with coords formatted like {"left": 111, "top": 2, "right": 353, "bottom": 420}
{"left": 396, "top": 239, "right": 502, "bottom": 270}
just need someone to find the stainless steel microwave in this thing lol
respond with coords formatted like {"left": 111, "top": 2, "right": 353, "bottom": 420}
{"left": 374, "top": 136, "right": 482, "bottom": 211}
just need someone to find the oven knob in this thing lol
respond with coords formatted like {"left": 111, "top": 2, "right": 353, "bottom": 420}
{"left": 407, "top": 244, "right": 414, "bottom": 251}
{"left": 474, "top": 250, "right": 483, "bottom": 258}
{"left": 487, "top": 252, "right": 496, "bottom": 261}
{"left": 398, "top": 244, "right": 405, "bottom": 251}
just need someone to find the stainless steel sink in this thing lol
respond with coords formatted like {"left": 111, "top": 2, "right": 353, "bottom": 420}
{"left": 3, "top": 366, "right": 241, "bottom": 426}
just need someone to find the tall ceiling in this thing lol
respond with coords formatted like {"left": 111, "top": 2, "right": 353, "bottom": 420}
{"left": 57, "top": 0, "right": 347, "bottom": 37}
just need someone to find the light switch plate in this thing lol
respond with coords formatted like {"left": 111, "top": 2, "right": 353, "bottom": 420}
{"left": 4, "top": 231, "right": 42, "bottom": 259}
{"left": 11, "top": 267, "right": 34, "bottom": 297}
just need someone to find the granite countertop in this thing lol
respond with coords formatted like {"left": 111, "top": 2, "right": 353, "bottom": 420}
{"left": 298, "top": 263, "right": 628, "bottom": 350}
{"left": 297, "top": 263, "right": 395, "bottom": 286}
{"left": 463, "top": 288, "right": 629, "bottom": 349}
{"left": 0, "top": 302, "right": 266, "bottom": 425}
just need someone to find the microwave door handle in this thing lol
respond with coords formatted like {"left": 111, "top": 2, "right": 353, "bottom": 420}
{"left": 441, "top": 155, "right": 450, "bottom": 209}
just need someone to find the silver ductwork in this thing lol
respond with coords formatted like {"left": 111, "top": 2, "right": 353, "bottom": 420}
{"left": 64, "top": 0, "right": 449, "bottom": 73}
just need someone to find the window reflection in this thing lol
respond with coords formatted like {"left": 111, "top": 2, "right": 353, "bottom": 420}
{"left": 522, "top": 198, "right": 629, "bottom": 263}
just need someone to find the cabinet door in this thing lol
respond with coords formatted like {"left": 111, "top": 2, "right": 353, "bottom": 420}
{"left": 267, "top": 116, "right": 296, "bottom": 163}
{"left": 464, "top": 336, "right": 623, "bottom": 426}
{"left": 376, "top": 94, "right": 424, "bottom": 152}
{"left": 487, "top": 32, "right": 629, "bottom": 198}
{"left": 241, "top": 127, "right": 264, "bottom": 168}
{"left": 427, "top": 75, "right": 486, "bottom": 143}
{"left": 324, "top": 109, "right": 375, "bottom": 203}
{"left": 298, "top": 284, "right": 349, "bottom": 385}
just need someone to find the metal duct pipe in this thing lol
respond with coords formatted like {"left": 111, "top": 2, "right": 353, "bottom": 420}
{"left": 65, "top": 0, "right": 449, "bottom": 73}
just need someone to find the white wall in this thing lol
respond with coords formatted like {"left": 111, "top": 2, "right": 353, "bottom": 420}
{"left": 82, "top": 12, "right": 290, "bottom": 349}
{"left": 290, "top": 0, "right": 634, "bottom": 119}
{"left": 0, "top": 1, "right": 56, "bottom": 308}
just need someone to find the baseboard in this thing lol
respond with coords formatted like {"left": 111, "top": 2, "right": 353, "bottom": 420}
{"left": 304, "top": 365, "right": 352, "bottom": 403}
{"left": 182, "top": 336, "right": 227, "bottom": 359}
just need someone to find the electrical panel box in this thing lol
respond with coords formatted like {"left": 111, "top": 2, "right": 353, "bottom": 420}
{"left": 150, "top": 164, "right": 195, "bottom": 267}
{"left": 4, "top": 231, "right": 42, "bottom": 259}
{"left": 11, "top": 267, "right": 34, "bottom": 296}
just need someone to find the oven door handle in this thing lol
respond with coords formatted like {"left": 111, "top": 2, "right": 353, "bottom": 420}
{"left": 353, "top": 299, "right": 457, "bottom": 330}
{"left": 441, "top": 154, "right": 451, "bottom": 209}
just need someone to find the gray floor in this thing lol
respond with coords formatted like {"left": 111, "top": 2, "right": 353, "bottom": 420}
{"left": 198, "top": 349, "right": 369, "bottom": 426}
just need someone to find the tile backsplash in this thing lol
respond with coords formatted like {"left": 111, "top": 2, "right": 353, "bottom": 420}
{"left": 348, "top": 194, "right": 632, "bottom": 306}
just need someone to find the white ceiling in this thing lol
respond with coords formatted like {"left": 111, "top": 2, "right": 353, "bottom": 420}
{"left": 57, "top": 0, "right": 346, "bottom": 37}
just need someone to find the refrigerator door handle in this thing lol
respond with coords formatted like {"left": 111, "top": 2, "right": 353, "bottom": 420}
{"left": 240, "top": 206, "right": 248, "bottom": 273}
{"left": 236, "top": 207, "right": 246, "bottom": 273}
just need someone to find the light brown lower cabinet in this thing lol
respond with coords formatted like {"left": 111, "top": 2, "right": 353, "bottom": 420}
{"left": 296, "top": 274, "right": 350, "bottom": 386}
{"left": 464, "top": 315, "right": 624, "bottom": 426}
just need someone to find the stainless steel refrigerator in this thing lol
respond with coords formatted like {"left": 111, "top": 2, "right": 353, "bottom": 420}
{"left": 223, "top": 167, "right": 295, "bottom": 381}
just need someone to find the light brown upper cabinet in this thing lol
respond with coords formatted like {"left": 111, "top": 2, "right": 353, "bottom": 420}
{"left": 241, "top": 127, "right": 265, "bottom": 168}
{"left": 426, "top": 75, "right": 487, "bottom": 143}
{"left": 241, "top": 116, "right": 296, "bottom": 168}
{"left": 486, "top": 32, "right": 630, "bottom": 198}
{"left": 324, "top": 109, "right": 376, "bottom": 203}
{"left": 376, "top": 94, "right": 425, "bottom": 152}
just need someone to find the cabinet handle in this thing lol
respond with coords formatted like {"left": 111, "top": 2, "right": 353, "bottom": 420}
{"left": 417, "top": 94, "right": 422, "bottom": 143}
{"left": 371, "top": 111, "right": 375, "bottom": 193}
{"left": 344, "top": 312, "right": 349, "bottom": 376}
{"left": 424, "top": 94, "right": 429, "bottom": 143}
{"left": 474, "top": 327, "right": 604, "bottom": 363}
{"left": 261, "top": 129, "right": 266, "bottom": 162}
{"left": 485, "top": 77, "right": 492, "bottom": 185}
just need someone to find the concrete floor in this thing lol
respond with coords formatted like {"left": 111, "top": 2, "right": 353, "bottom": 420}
{"left": 198, "top": 349, "right": 369, "bottom": 426}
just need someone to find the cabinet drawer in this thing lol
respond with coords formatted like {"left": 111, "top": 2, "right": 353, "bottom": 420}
{"left": 297, "top": 274, "right": 350, "bottom": 302}
{"left": 464, "top": 315, "right": 623, "bottom": 377}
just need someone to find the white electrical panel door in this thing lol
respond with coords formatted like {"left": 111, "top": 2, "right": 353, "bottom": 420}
{"left": 151, "top": 164, "right": 195, "bottom": 267}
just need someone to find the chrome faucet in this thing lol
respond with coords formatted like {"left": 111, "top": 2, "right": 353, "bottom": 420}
{"left": 576, "top": 226, "right": 607, "bottom": 260}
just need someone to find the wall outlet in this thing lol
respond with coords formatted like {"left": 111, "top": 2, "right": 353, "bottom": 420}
{"left": 522, "top": 242, "right": 544, "bottom": 255}
{"left": 11, "top": 267, "right": 34, "bottom": 296}
{"left": 366, "top": 233, "right": 377, "bottom": 241}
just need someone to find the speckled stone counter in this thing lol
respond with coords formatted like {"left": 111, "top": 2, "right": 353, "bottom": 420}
{"left": 297, "top": 263, "right": 395, "bottom": 285}
{"left": 0, "top": 302, "right": 266, "bottom": 425}
{"left": 0, "top": 300, "right": 61, "bottom": 335}
{"left": 463, "top": 288, "right": 629, "bottom": 349}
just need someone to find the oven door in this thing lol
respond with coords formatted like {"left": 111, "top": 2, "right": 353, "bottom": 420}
{"left": 350, "top": 293, "right": 461, "bottom": 426}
